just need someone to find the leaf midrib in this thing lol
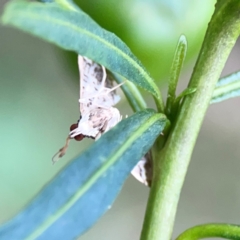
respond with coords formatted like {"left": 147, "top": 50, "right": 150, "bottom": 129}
{"left": 4, "top": 5, "right": 160, "bottom": 98}
{"left": 25, "top": 113, "right": 164, "bottom": 240}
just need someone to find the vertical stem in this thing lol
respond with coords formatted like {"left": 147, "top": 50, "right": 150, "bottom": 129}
{"left": 140, "top": 1, "right": 240, "bottom": 240}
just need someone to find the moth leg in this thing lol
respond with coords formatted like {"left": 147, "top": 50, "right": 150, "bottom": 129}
{"left": 97, "top": 81, "right": 125, "bottom": 96}
{"left": 94, "top": 80, "right": 126, "bottom": 100}
{"left": 105, "top": 81, "right": 126, "bottom": 93}
{"left": 100, "top": 65, "right": 107, "bottom": 89}
{"left": 100, "top": 119, "right": 112, "bottom": 134}
{"left": 52, "top": 136, "right": 71, "bottom": 164}
{"left": 95, "top": 119, "right": 109, "bottom": 141}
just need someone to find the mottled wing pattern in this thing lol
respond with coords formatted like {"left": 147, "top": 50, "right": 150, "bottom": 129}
{"left": 78, "top": 56, "right": 152, "bottom": 186}
{"left": 70, "top": 107, "right": 121, "bottom": 139}
{"left": 54, "top": 55, "right": 152, "bottom": 187}
{"left": 131, "top": 151, "right": 153, "bottom": 186}
{"left": 78, "top": 56, "right": 120, "bottom": 114}
{"left": 68, "top": 55, "right": 122, "bottom": 139}
{"left": 52, "top": 56, "right": 122, "bottom": 164}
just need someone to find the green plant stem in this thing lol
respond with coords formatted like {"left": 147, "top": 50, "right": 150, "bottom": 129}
{"left": 154, "top": 96, "right": 165, "bottom": 113}
{"left": 176, "top": 223, "right": 240, "bottom": 240}
{"left": 140, "top": 1, "right": 240, "bottom": 240}
{"left": 125, "top": 81, "right": 147, "bottom": 111}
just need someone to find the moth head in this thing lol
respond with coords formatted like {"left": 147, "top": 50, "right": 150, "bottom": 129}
{"left": 70, "top": 123, "right": 85, "bottom": 141}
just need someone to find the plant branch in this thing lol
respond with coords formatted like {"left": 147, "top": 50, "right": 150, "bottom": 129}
{"left": 140, "top": 1, "right": 240, "bottom": 240}
{"left": 176, "top": 223, "right": 240, "bottom": 240}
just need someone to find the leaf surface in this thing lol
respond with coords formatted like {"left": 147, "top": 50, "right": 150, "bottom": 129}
{"left": 0, "top": 109, "right": 166, "bottom": 240}
{"left": 2, "top": 0, "right": 161, "bottom": 101}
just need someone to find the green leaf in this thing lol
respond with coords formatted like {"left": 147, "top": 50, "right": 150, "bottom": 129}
{"left": 140, "top": 1, "right": 240, "bottom": 239}
{"left": 0, "top": 109, "right": 166, "bottom": 240}
{"left": 1, "top": 0, "right": 164, "bottom": 110}
{"left": 211, "top": 71, "right": 240, "bottom": 103}
{"left": 176, "top": 223, "right": 240, "bottom": 240}
{"left": 166, "top": 35, "right": 188, "bottom": 114}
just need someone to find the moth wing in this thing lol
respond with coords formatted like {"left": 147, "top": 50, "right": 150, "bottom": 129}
{"left": 78, "top": 55, "right": 104, "bottom": 114}
{"left": 131, "top": 151, "right": 153, "bottom": 186}
{"left": 103, "top": 71, "right": 121, "bottom": 106}
{"left": 69, "top": 107, "right": 121, "bottom": 139}
{"left": 100, "top": 107, "right": 121, "bottom": 133}
{"left": 78, "top": 55, "right": 121, "bottom": 112}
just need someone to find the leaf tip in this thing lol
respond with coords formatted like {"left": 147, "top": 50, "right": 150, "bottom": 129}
{"left": 179, "top": 34, "right": 187, "bottom": 46}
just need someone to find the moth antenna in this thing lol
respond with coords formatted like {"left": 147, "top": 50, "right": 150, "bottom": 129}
{"left": 106, "top": 81, "right": 126, "bottom": 93}
{"left": 52, "top": 136, "right": 71, "bottom": 164}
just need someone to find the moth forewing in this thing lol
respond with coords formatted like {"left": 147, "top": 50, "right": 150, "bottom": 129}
{"left": 100, "top": 108, "right": 122, "bottom": 133}
{"left": 131, "top": 152, "right": 153, "bottom": 186}
{"left": 52, "top": 55, "right": 152, "bottom": 187}
{"left": 78, "top": 56, "right": 121, "bottom": 112}
{"left": 52, "top": 55, "right": 122, "bottom": 164}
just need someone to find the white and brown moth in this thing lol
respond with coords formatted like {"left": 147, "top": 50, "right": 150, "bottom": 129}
{"left": 131, "top": 152, "right": 152, "bottom": 186}
{"left": 52, "top": 55, "right": 152, "bottom": 186}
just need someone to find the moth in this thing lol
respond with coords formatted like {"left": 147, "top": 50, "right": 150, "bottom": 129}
{"left": 52, "top": 55, "right": 152, "bottom": 186}
{"left": 52, "top": 55, "right": 122, "bottom": 163}
{"left": 131, "top": 152, "right": 152, "bottom": 186}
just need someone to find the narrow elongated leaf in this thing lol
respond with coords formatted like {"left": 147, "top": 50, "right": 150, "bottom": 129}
{"left": 1, "top": 0, "right": 162, "bottom": 103}
{"left": 168, "top": 35, "right": 188, "bottom": 98}
{"left": 0, "top": 109, "right": 166, "bottom": 240}
{"left": 166, "top": 35, "right": 188, "bottom": 114}
{"left": 211, "top": 71, "right": 240, "bottom": 103}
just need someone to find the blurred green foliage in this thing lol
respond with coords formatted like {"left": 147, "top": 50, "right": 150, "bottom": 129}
{"left": 65, "top": 0, "right": 215, "bottom": 81}
{"left": 0, "top": 0, "right": 216, "bottom": 238}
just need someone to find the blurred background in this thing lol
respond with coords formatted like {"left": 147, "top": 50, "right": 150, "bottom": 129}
{"left": 0, "top": 0, "right": 240, "bottom": 239}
